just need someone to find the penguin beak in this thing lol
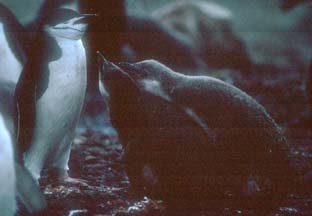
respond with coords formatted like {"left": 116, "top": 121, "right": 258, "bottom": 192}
{"left": 97, "top": 51, "right": 109, "bottom": 64}
{"left": 97, "top": 52, "right": 110, "bottom": 100}
{"left": 80, "top": 13, "right": 98, "bottom": 22}
{"left": 97, "top": 52, "right": 135, "bottom": 84}
{"left": 55, "top": 13, "right": 98, "bottom": 33}
{"left": 71, "top": 16, "right": 89, "bottom": 32}
{"left": 97, "top": 52, "right": 138, "bottom": 100}
{"left": 118, "top": 62, "right": 141, "bottom": 79}
{"left": 97, "top": 52, "right": 124, "bottom": 77}
{"left": 97, "top": 51, "right": 112, "bottom": 73}
{"left": 81, "top": 13, "right": 98, "bottom": 17}
{"left": 53, "top": 15, "right": 89, "bottom": 33}
{"left": 74, "top": 13, "right": 98, "bottom": 27}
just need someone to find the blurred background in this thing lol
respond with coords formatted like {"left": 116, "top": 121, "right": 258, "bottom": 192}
{"left": 2, "top": 0, "right": 312, "bottom": 71}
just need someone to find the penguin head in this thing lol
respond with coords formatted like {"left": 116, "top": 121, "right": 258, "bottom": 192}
{"left": 98, "top": 53, "right": 141, "bottom": 103}
{"left": 118, "top": 60, "right": 178, "bottom": 100}
{"left": 118, "top": 60, "right": 176, "bottom": 83}
{"left": 98, "top": 54, "right": 147, "bottom": 143}
{"left": 44, "top": 8, "right": 90, "bottom": 40}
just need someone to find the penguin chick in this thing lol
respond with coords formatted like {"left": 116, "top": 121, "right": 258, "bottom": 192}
{"left": 99, "top": 59, "right": 215, "bottom": 200}
{"left": 99, "top": 58, "right": 300, "bottom": 211}
{"left": 20, "top": 9, "right": 89, "bottom": 185}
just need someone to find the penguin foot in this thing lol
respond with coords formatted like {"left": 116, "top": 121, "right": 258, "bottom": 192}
{"left": 46, "top": 168, "right": 88, "bottom": 187}
{"left": 246, "top": 179, "right": 261, "bottom": 195}
{"left": 60, "top": 176, "right": 89, "bottom": 187}
{"left": 244, "top": 174, "right": 264, "bottom": 197}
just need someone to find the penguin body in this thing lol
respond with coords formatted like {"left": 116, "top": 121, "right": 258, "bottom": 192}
{"left": 0, "top": 81, "right": 46, "bottom": 214}
{"left": 0, "top": 113, "right": 16, "bottom": 216}
{"left": 0, "top": 4, "right": 46, "bottom": 213}
{"left": 99, "top": 58, "right": 299, "bottom": 210}
{"left": 0, "top": 3, "right": 26, "bottom": 84}
{"left": 0, "top": 82, "right": 15, "bottom": 134}
{"left": 21, "top": 9, "right": 88, "bottom": 181}
{"left": 0, "top": 23, "right": 22, "bottom": 83}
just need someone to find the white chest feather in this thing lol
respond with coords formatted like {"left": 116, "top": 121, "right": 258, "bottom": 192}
{"left": 0, "top": 23, "right": 22, "bottom": 84}
{"left": 36, "top": 38, "right": 87, "bottom": 131}
{"left": 47, "top": 38, "right": 86, "bottom": 90}
{"left": 0, "top": 114, "right": 16, "bottom": 216}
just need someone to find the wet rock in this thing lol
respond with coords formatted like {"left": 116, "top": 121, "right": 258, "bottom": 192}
{"left": 113, "top": 197, "right": 165, "bottom": 216}
{"left": 68, "top": 209, "right": 88, "bottom": 216}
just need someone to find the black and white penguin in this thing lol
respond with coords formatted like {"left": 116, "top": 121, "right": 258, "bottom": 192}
{"left": 0, "top": 3, "right": 27, "bottom": 84}
{"left": 15, "top": 8, "right": 89, "bottom": 184}
{"left": 99, "top": 57, "right": 300, "bottom": 212}
{"left": 0, "top": 81, "right": 46, "bottom": 214}
{"left": 0, "top": 113, "right": 16, "bottom": 216}
{"left": 0, "top": 3, "right": 46, "bottom": 213}
{"left": 4, "top": 0, "right": 83, "bottom": 84}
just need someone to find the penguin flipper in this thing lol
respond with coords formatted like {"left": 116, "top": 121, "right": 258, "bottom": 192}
{"left": 181, "top": 106, "right": 216, "bottom": 145}
{"left": 15, "top": 163, "right": 46, "bottom": 213}
{"left": 14, "top": 62, "right": 38, "bottom": 158}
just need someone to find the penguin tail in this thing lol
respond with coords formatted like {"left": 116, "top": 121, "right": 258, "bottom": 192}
{"left": 15, "top": 163, "right": 47, "bottom": 213}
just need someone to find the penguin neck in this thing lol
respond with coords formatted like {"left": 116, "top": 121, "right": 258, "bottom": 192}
{"left": 44, "top": 25, "right": 85, "bottom": 41}
{"left": 158, "top": 72, "right": 183, "bottom": 97}
{"left": 50, "top": 35, "right": 84, "bottom": 62}
{"left": 52, "top": 35, "right": 81, "bottom": 44}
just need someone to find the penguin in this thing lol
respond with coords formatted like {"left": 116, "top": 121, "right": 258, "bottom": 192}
{"left": 99, "top": 57, "right": 300, "bottom": 212}
{"left": 16, "top": 8, "right": 89, "bottom": 184}
{"left": 0, "top": 81, "right": 46, "bottom": 214}
{"left": 0, "top": 3, "right": 27, "bottom": 84}
{"left": 0, "top": 113, "right": 16, "bottom": 216}
{"left": 0, "top": 0, "right": 82, "bottom": 83}
{"left": 0, "top": 3, "right": 46, "bottom": 213}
